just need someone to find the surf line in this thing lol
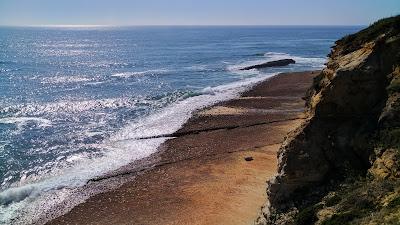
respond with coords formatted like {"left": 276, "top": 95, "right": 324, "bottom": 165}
{"left": 115, "top": 116, "right": 306, "bottom": 141}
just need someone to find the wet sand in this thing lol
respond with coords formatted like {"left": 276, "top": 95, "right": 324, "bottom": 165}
{"left": 48, "top": 71, "right": 317, "bottom": 225}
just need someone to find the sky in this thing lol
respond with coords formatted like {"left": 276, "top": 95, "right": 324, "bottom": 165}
{"left": 0, "top": 0, "right": 399, "bottom": 26}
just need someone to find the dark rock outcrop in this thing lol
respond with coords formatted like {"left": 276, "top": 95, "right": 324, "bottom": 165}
{"left": 240, "top": 59, "right": 295, "bottom": 70}
{"left": 256, "top": 15, "right": 400, "bottom": 225}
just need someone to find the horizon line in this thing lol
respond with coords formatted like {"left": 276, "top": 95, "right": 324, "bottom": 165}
{"left": 0, "top": 24, "right": 367, "bottom": 28}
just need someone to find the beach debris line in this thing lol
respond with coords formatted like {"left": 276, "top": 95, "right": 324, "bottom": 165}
{"left": 240, "top": 59, "right": 295, "bottom": 70}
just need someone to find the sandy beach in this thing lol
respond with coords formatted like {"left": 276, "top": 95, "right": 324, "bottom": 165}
{"left": 48, "top": 71, "right": 317, "bottom": 225}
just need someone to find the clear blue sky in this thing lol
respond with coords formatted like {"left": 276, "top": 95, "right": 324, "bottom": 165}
{"left": 0, "top": 0, "right": 399, "bottom": 26}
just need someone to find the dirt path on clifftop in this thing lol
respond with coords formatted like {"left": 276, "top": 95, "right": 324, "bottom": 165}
{"left": 48, "top": 71, "right": 317, "bottom": 225}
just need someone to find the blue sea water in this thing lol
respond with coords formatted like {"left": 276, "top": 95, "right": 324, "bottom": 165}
{"left": 0, "top": 26, "right": 362, "bottom": 224}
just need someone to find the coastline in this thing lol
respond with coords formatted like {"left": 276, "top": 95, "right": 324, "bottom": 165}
{"left": 47, "top": 71, "right": 318, "bottom": 225}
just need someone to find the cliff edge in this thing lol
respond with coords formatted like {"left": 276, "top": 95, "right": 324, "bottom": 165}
{"left": 257, "top": 15, "right": 400, "bottom": 225}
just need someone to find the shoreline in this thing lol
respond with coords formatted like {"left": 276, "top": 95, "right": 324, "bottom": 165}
{"left": 47, "top": 71, "right": 318, "bottom": 225}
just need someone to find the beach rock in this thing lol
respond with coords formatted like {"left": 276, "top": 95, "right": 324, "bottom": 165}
{"left": 245, "top": 156, "right": 254, "bottom": 161}
{"left": 240, "top": 59, "right": 295, "bottom": 70}
{"left": 256, "top": 15, "right": 400, "bottom": 225}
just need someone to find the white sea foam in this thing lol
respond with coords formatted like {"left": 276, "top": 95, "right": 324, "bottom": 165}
{"left": 90, "top": 62, "right": 132, "bottom": 68}
{"left": 85, "top": 81, "right": 105, "bottom": 86}
{"left": 227, "top": 61, "right": 263, "bottom": 76}
{"left": 263, "top": 52, "right": 326, "bottom": 68}
{"left": 225, "top": 60, "right": 265, "bottom": 76}
{"left": 0, "top": 117, "right": 52, "bottom": 128}
{"left": 227, "top": 52, "right": 326, "bottom": 75}
{"left": 0, "top": 72, "right": 277, "bottom": 225}
{"left": 111, "top": 69, "right": 169, "bottom": 78}
{"left": 0, "top": 117, "right": 52, "bottom": 136}
{"left": 34, "top": 43, "right": 99, "bottom": 48}
{"left": 0, "top": 137, "right": 165, "bottom": 224}
{"left": 184, "top": 64, "right": 207, "bottom": 71}
{"left": 58, "top": 61, "right": 132, "bottom": 69}
{"left": 40, "top": 75, "right": 93, "bottom": 85}
{"left": 39, "top": 49, "right": 91, "bottom": 57}
{"left": 110, "top": 72, "right": 278, "bottom": 142}
{"left": 0, "top": 68, "right": 13, "bottom": 73}
{"left": 1, "top": 98, "right": 140, "bottom": 117}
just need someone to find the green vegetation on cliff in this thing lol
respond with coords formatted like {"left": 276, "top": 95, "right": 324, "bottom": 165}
{"left": 337, "top": 15, "right": 400, "bottom": 55}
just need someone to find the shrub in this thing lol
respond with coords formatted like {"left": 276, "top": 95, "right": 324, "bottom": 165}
{"left": 325, "top": 195, "right": 342, "bottom": 207}
{"left": 388, "top": 196, "right": 400, "bottom": 208}
{"left": 387, "top": 79, "right": 400, "bottom": 94}
{"left": 295, "top": 205, "right": 322, "bottom": 225}
{"left": 321, "top": 212, "right": 359, "bottom": 225}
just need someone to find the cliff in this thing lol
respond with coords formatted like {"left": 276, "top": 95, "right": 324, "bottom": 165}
{"left": 256, "top": 15, "right": 400, "bottom": 225}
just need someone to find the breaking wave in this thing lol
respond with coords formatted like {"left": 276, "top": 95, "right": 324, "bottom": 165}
{"left": 111, "top": 69, "right": 170, "bottom": 78}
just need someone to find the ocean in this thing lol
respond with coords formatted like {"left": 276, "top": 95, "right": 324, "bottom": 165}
{"left": 0, "top": 26, "right": 362, "bottom": 224}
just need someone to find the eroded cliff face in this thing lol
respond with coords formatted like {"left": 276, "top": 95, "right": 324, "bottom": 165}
{"left": 257, "top": 16, "right": 400, "bottom": 225}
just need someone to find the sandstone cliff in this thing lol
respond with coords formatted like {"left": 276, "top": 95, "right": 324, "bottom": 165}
{"left": 256, "top": 15, "right": 400, "bottom": 225}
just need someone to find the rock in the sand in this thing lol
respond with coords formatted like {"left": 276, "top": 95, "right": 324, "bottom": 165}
{"left": 240, "top": 59, "right": 295, "bottom": 70}
{"left": 244, "top": 156, "right": 254, "bottom": 161}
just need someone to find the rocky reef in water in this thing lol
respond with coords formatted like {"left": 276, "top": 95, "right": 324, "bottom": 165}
{"left": 256, "top": 15, "right": 400, "bottom": 225}
{"left": 240, "top": 59, "right": 296, "bottom": 70}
